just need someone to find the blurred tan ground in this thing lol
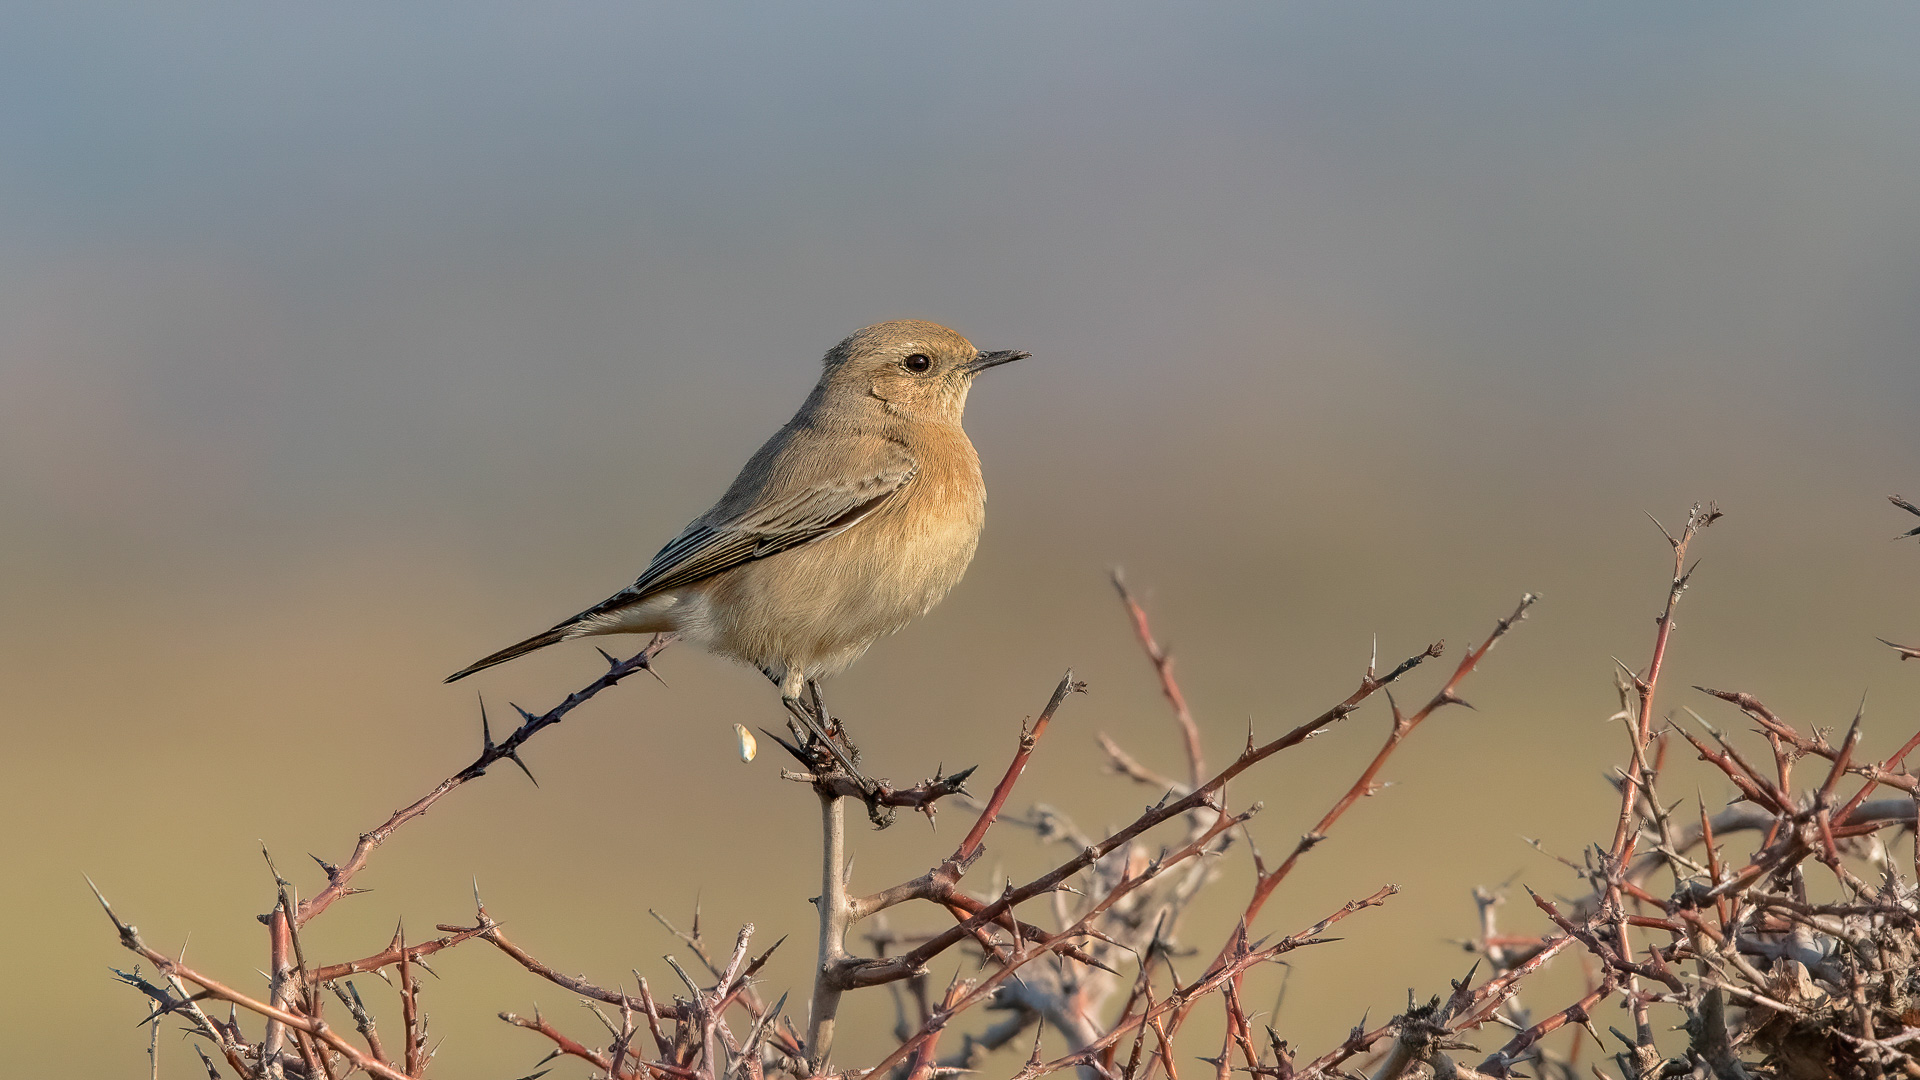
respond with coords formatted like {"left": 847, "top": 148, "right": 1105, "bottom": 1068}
{"left": 5, "top": 4, "right": 1920, "bottom": 1077}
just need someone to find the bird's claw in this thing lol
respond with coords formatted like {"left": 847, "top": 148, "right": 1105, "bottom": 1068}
{"left": 862, "top": 791, "right": 896, "bottom": 829}
{"left": 782, "top": 695, "right": 893, "bottom": 828}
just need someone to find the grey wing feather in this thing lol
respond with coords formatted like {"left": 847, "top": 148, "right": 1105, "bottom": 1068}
{"left": 582, "top": 458, "right": 918, "bottom": 614}
{"left": 444, "top": 443, "right": 915, "bottom": 683}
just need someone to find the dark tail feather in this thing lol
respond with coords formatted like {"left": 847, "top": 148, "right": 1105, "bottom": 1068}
{"left": 445, "top": 626, "right": 574, "bottom": 683}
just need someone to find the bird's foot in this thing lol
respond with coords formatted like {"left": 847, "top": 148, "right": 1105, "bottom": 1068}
{"left": 781, "top": 696, "right": 894, "bottom": 828}
{"left": 781, "top": 694, "right": 864, "bottom": 767}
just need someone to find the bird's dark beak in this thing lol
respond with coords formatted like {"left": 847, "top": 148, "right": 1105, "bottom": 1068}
{"left": 965, "top": 349, "right": 1028, "bottom": 374}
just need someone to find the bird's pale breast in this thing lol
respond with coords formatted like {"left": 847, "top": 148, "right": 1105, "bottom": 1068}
{"left": 696, "top": 426, "right": 985, "bottom": 681}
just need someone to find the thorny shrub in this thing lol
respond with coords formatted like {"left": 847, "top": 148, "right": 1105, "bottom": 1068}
{"left": 96, "top": 496, "right": 1920, "bottom": 1080}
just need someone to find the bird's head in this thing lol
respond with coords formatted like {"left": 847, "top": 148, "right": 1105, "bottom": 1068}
{"left": 820, "top": 320, "right": 1026, "bottom": 425}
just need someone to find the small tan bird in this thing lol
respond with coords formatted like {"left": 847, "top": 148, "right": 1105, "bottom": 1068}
{"left": 446, "top": 320, "right": 1024, "bottom": 731}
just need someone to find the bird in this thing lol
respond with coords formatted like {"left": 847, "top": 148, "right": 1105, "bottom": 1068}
{"left": 446, "top": 319, "right": 1025, "bottom": 750}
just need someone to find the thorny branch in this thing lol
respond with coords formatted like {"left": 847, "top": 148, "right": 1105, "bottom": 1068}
{"left": 104, "top": 496, "right": 1920, "bottom": 1080}
{"left": 95, "top": 580, "right": 1527, "bottom": 1080}
{"left": 97, "top": 638, "right": 679, "bottom": 1079}
{"left": 1356, "top": 499, "right": 1920, "bottom": 1080}
{"left": 1113, "top": 570, "right": 1206, "bottom": 790}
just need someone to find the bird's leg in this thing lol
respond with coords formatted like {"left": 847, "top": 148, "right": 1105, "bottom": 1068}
{"left": 769, "top": 671, "right": 890, "bottom": 825}
{"left": 805, "top": 681, "right": 895, "bottom": 827}
{"left": 806, "top": 680, "right": 860, "bottom": 765}
{"left": 767, "top": 671, "right": 849, "bottom": 747}
{"left": 780, "top": 693, "right": 892, "bottom": 827}
{"left": 766, "top": 668, "right": 835, "bottom": 767}
{"left": 783, "top": 695, "right": 864, "bottom": 780}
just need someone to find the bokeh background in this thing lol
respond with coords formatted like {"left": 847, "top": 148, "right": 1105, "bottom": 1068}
{"left": 5, "top": 3, "right": 1919, "bottom": 1075}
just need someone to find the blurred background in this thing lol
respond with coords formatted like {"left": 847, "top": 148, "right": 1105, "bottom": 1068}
{"left": 4, "top": 3, "right": 1919, "bottom": 1075}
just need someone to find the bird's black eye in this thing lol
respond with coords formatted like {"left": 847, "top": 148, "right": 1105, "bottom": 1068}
{"left": 903, "top": 353, "right": 932, "bottom": 373}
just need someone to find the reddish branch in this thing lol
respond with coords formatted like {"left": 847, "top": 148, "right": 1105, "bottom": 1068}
{"left": 296, "top": 634, "right": 674, "bottom": 928}
{"left": 1477, "top": 978, "right": 1612, "bottom": 1077}
{"left": 859, "top": 806, "right": 1262, "bottom": 1077}
{"left": 840, "top": 673, "right": 1101, "bottom": 974}
{"left": 122, "top": 495, "right": 1920, "bottom": 1080}
{"left": 838, "top": 634, "right": 1443, "bottom": 995}
{"left": 1447, "top": 933, "right": 1577, "bottom": 1032}
{"left": 1243, "top": 594, "right": 1533, "bottom": 929}
{"left": 1459, "top": 498, "right": 1920, "bottom": 1079}
{"left": 1148, "top": 594, "right": 1535, "bottom": 1049}
{"left": 95, "top": 636, "right": 713, "bottom": 1079}
{"left": 396, "top": 927, "right": 422, "bottom": 1074}
{"left": 309, "top": 920, "right": 493, "bottom": 983}
{"left": 463, "top": 918, "right": 696, "bottom": 1022}
{"left": 1608, "top": 504, "right": 1716, "bottom": 861}
{"left": 501, "top": 1010, "right": 698, "bottom": 1079}
{"left": 956, "top": 671, "right": 1084, "bottom": 865}
{"left": 1698, "top": 685, "right": 1920, "bottom": 807}
{"left": 979, "top": 885, "right": 1399, "bottom": 1079}
{"left": 1113, "top": 570, "right": 1206, "bottom": 789}
{"left": 239, "top": 638, "right": 675, "bottom": 1076}
{"left": 91, "top": 879, "right": 413, "bottom": 1080}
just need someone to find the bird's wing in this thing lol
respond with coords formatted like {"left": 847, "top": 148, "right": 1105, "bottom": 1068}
{"left": 584, "top": 451, "right": 919, "bottom": 614}
{"left": 444, "top": 438, "right": 917, "bottom": 682}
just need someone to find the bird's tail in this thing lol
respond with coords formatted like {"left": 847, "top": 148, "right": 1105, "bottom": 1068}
{"left": 444, "top": 625, "right": 576, "bottom": 683}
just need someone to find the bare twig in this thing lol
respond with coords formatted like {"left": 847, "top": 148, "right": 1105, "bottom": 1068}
{"left": 1114, "top": 570, "right": 1206, "bottom": 789}
{"left": 300, "top": 636, "right": 674, "bottom": 926}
